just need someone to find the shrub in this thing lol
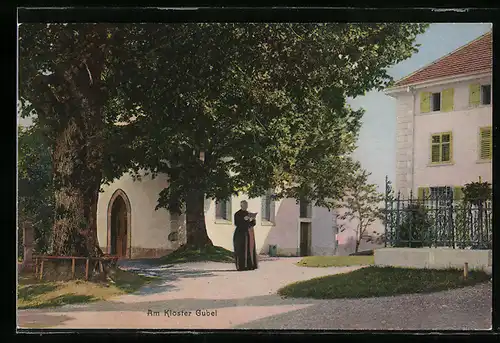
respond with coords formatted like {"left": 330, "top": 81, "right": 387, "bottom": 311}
{"left": 393, "top": 203, "right": 431, "bottom": 248}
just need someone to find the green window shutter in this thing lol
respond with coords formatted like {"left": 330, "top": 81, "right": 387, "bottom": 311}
{"left": 431, "top": 134, "right": 441, "bottom": 162}
{"left": 469, "top": 83, "right": 481, "bottom": 107}
{"left": 441, "top": 88, "right": 454, "bottom": 112}
{"left": 453, "top": 186, "right": 464, "bottom": 201}
{"left": 417, "top": 187, "right": 430, "bottom": 200}
{"left": 480, "top": 127, "right": 492, "bottom": 160}
{"left": 441, "top": 133, "right": 452, "bottom": 162}
{"left": 420, "top": 92, "right": 431, "bottom": 113}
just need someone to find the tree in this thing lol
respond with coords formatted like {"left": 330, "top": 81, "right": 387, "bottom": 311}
{"left": 462, "top": 179, "right": 492, "bottom": 249}
{"left": 19, "top": 23, "right": 428, "bottom": 255}
{"left": 393, "top": 203, "right": 431, "bottom": 248}
{"left": 125, "top": 23, "right": 429, "bottom": 249}
{"left": 18, "top": 125, "right": 54, "bottom": 256}
{"left": 334, "top": 168, "right": 385, "bottom": 253}
{"left": 19, "top": 23, "right": 146, "bottom": 257}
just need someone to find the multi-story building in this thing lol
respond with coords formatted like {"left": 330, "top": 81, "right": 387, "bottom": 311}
{"left": 385, "top": 31, "right": 492, "bottom": 201}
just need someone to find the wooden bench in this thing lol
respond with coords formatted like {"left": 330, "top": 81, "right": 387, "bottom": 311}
{"left": 32, "top": 255, "right": 119, "bottom": 281}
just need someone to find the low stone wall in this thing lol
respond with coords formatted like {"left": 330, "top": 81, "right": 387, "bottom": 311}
{"left": 374, "top": 247, "right": 492, "bottom": 271}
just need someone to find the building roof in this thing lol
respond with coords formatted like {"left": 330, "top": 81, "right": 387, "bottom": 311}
{"left": 393, "top": 31, "right": 492, "bottom": 87}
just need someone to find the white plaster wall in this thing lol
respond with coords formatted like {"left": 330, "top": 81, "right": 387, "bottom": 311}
{"left": 204, "top": 196, "right": 337, "bottom": 256}
{"left": 98, "top": 172, "right": 337, "bottom": 257}
{"left": 261, "top": 198, "right": 300, "bottom": 256}
{"left": 413, "top": 76, "right": 492, "bottom": 189}
{"left": 96, "top": 172, "right": 175, "bottom": 253}
{"left": 392, "top": 75, "right": 492, "bottom": 195}
{"left": 205, "top": 195, "right": 335, "bottom": 256}
{"left": 205, "top": 195, "right": 277, "bottom": 254}
{"left": 311, "top": 206, "right": 336, "bottom": 255}
{"left": 394, "top": 93, "right": 415, "bottom": 197}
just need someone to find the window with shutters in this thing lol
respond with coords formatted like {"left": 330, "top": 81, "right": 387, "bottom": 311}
{"left": 421, "top": 90, "right": 453, "bottom": 113}
{"left": 430, "top": 132, "right": 453, "bottom": 164}
{"left": 431, "top": 93, "right": 441, "bottom": 111}
{"left": 417, "top": 186, "right": 464, "bottom": 202}
{"left": 481, "top": 84, "right": 491, "bottom": 105}
{"left": 479, "top": 126, "right": 492, "bottom": 161}
{"left": 261, "top": 190, "right": 275, "bottom": 224}
{"left": 470, "top": 83, "right": 491, "bottom": 107}
{"left": 215, "top": 199, "right": 232, "bottom": 221}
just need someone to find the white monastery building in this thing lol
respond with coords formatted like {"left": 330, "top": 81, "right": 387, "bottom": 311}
{"left": 385, "top": 31, "right": 492, "bottom": 201}
{"left": 96, "top": 172, "right": 338, "bottom": 259}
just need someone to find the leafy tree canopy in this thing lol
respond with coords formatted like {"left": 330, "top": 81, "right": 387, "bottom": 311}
{"left": 18, "top": 23, "right": 428, "bottom": 252}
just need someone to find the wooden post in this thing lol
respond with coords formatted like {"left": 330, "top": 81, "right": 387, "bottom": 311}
{"left": 99, "top": 260, "right": 104, "bottom": 273}
{"left": 85, "top": 258, "right": 89, "bottom": 281}
{"left": 39, "top": 260, "right": 44, "bottom": 280}
{"left": 464, "top": 262, "right": 469, "bottom": 279}
{"left": 35, "top": 257, "right": 39, "bottom": 276}
{"left": 71, "top": 258, "right": 76, "bottom": 279}
{"left": 22, "top": 222, "right": 34, "bottom": 272}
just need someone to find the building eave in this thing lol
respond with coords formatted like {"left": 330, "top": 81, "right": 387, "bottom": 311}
{"left": 385, "top": 70, "right": 491, "bottom": 97}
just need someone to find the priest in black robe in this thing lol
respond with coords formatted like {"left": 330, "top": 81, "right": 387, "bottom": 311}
{"left": 233, "top": 200, "right": 258, "bottom": 271}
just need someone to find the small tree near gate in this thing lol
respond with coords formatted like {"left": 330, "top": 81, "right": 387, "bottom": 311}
{"left": 334, "top": 168, "right": 384, "bottom": 253}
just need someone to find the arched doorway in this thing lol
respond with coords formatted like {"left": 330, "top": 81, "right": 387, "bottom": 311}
{"left": 107, "top": 189, "right": 131, "bottom": 258}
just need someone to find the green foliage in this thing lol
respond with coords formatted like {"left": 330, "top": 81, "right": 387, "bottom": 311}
{"left": 147, "top": 245, "right": 234, "bottom": 265}
{"left": 296, "top": 255, "right": 374, "bottom": 267}
{"left": 460, "top": 180, "right": 492, "bottom": 249}
{"left": 18, "top": 23, "right": 148, "bottom": 185}
{"left": 18, "top": 23, "right": 428, "bottom": 250}
{"left": 393, "top": 203, "right": 431, "bottom": 248}
{"left": 277, "top": 266, "right": 490, "bottom": 299}
{"left": 123, "top": 23, "right": 429, "bottom": 212}
{"left": 463, "top": 180, "right": 492, "bottom": 206}
{"left": 18, "top": 125, "right": 54, "bottom": 255}
{"left": 335, "top": 168, "right": 385, "bottom": 251}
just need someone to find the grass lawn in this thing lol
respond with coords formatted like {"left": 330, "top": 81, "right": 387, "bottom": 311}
{"left": 148, "top": 245, "right": 234, "bottom": 265}
{"left": 278, "top": 266, "right": 491, "bottom": 299}
{"left": 18, "top": 268, "right": 155, "bottom": 309}
{"left": 296, "top": 255, "right": 374, "bottom": 267}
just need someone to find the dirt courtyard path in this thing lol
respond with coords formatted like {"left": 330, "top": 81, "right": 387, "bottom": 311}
{"left": 17, "top": 257, "right": 491, "bottom": 330}
{"left": 18, "top": 258, "right": 362, "bottom": 329}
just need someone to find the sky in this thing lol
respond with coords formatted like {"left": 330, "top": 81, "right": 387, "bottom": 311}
{"left": 349, "top": 23, "right": 493, "bottom": 192}
{"left": 18, "top": 23, "right": 493, "bottom": 191}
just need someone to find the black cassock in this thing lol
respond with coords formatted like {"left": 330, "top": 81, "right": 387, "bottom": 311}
{"left": 233, "top": 209, "right": 258, "bottom": 271}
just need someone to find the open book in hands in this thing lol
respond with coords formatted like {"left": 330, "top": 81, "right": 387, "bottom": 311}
{"left": 244, "top": 212, "right": 258, "bottom": 221}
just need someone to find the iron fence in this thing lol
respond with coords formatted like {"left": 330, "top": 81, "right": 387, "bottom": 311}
{"left": 383, "top": 179, "right": 492, "bottom": 249}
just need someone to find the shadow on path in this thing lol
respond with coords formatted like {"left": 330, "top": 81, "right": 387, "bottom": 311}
{"left": 119, "top": 263, "right": 222, "bottom": 296}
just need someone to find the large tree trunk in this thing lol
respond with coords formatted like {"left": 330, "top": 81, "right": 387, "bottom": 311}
{"left": 51, "top": 118, "right": 103, "bottom": 257}
{"left": 184, "top": 191, "right": 213, "bottom": 249}
{"left": 50, "top": 42, "right": 107, "bottom": 257}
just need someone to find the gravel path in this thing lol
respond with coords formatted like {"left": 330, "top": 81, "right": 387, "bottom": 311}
{"left": 17, "top": 258, "right": 492, "bottom": 330}
{"left": 234, "top": 282, "right": 492, "bottom": 330}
